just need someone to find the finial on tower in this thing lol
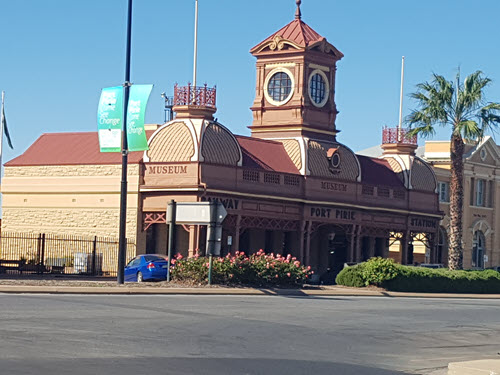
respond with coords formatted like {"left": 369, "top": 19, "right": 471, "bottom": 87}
{"left": 295, "top": 0, "right": 302, "bottom": 20}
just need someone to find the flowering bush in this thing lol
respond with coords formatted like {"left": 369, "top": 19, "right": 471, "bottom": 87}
{"left": 169, "top": 250, "right": 312, "bottom": 287}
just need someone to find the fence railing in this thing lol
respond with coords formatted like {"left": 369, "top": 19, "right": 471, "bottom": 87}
{"left": 0, "top": 232, "right": 136, "bottom": 276}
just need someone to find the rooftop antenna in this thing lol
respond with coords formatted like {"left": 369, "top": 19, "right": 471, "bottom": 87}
{"left": 398, "top": 56, "right": 405, "bottom": 134}
{"left": 192, "top": 0, "right": 199, "bottom": 103}
{"left": 295, "top": 0, "right": 302, "bottom": 20}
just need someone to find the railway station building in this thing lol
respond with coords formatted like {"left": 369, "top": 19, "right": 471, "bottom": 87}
{"left": 1, "top": 6, "right": 442, "bottom": 279}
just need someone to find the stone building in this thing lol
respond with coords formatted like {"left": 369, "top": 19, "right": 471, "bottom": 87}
{"left": 423, "top": 137, "right": 500, "bottom": 269}
{"left": 1, "top": 4, "right": 442, "bottom": 279}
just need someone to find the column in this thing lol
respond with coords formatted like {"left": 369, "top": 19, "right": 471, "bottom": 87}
{"left": 234, "top": 215, "right": 241, "bottom": 254}
{"left": 401, "top": 231, "right": 410, "bottom": 265}
{"left": 305, "top": 221, "right": 312, "bottom": 266}
{"left": 368, "top": 237, "right": 376, "bottom": 258}
{"left": 299, "top": 220, "right": 306, "bottom": 264}
{"left": 428, "top": 232, "right": 437, "bottom": 264}
{"left": 348, "top": 224, "right": 356, "bottom": 263}
{"left": 355, "top": 226, "right": 363, "bottom": 262}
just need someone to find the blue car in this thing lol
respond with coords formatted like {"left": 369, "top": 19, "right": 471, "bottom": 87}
{"left": 124, "top": 254, "right": 169, "bottom": 282}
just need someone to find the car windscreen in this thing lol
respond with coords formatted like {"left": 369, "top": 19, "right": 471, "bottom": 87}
{"left": 143, "top": 255, "right": 167, "bottom": 262}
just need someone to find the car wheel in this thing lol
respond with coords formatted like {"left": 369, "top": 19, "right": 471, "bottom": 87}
{"left": 137, "top": 271, "right": 144, "bottom": 283}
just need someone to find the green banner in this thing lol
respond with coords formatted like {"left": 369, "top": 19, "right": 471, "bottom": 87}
{"left": 127, "top": 84, "right": 153, "bottom": 152}
{"left": 97, "top": 86, "right": 123, "bottom": 153}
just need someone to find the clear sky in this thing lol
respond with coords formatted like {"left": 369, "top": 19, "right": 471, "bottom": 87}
{"left": 1, "top": 0, "right": 500, "bottom": 164}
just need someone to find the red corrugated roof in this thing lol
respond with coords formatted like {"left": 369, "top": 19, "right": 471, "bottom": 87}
{"left": 357, "top": 155, "right": 404, "bottom": 188}
{"left": 252, "top": 19, "right": 324, "bottom": 51}
{"left": 5, "top": 132, "right": 148, "bottom": 166}
{"left": 236, "top": 136, "right": 300, "bottom": 174}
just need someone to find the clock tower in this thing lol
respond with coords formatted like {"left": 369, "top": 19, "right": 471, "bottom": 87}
{"left": 249, "top": 0, "right": 344, "bottom": 142}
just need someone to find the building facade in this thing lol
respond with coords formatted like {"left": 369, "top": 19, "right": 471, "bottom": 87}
{"left": 423, "top": 137, "right": 500, "bottom": 269}
{"left": 1, "top": 6, "right": 442, "bottom": 280}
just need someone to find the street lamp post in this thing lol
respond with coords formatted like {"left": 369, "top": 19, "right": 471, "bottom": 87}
{"left": 117, "top": 0, "right": 133, "bottom": 284}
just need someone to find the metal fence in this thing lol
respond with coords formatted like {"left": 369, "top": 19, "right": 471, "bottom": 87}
{"left": 0, "top": 232, "right": 136, "bottom": 276}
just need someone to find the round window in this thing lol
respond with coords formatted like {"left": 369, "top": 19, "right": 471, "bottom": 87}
{"left": 308, "top": 69, "right": 329, "bottom": 108}
{"left": 330, "top": 152, "right": 341, "bottom": 168}
{"left": 480, "top": 149, "right": 487, "bottom": 161}
{"left": 264, "top": 68, "right": 295, "bottom": 106}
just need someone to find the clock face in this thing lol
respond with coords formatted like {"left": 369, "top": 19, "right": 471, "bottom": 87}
{"left": 308, "top": 69, "right": 329, "bottom": 108}
{"left": 264, "top": 67, "right": 295, "bottom": 106}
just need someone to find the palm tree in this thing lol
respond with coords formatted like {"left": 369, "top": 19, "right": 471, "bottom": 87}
{"left": 407, "top": 71, "right": 500, "bottom": 270}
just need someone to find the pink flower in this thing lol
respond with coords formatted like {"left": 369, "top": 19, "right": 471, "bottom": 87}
{"left": 287, "top": 272, "right": 291, "bottom": 277}
{"left": 294, "top": 261, "right": 300, "bottom": 267}
{"left": 275, "top": 274, "right": 279, "bottom": 278}
{"left": 176, "top": 253, "right": 184, "bottom": 260}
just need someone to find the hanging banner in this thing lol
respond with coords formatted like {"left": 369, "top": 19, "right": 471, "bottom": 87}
{"left": 97, "top": 86, "right": 123, "bottom": 152}
{"left": 127, "top": 84, "right": 153, "bottom": 151}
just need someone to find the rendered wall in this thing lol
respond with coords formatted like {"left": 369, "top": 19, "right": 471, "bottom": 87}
{"left": 1, "top": 164, "right": 142, "bottom": 247}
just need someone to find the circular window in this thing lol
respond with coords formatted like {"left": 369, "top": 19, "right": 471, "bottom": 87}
{"left": 308, "top": 69, "right": 329, "bottom": 108}
{"left": 330, "top": 152, "right": 341, "bottom": 168}
{"left": 480, "top": 149, "right": 487, "bottom": 161}
{"left": 264, "top": 68, "right": 295, "bottom": 106}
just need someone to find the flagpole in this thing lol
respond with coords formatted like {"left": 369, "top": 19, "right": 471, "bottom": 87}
{"left": 192, "top": 0, "right": 199, "bottom": 103}
{"left": 398, "top": 56, "right": 405, "bottom": 132}
{"left": 117, "top": 0, "right": 133, "bottom": 285}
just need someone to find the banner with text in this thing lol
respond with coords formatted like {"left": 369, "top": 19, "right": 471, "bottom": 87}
{"left": 97, "top": 86, "right": 123, "bottom": 152}
{"left": 127, "top": 84, "right": 153, "bottom": 151}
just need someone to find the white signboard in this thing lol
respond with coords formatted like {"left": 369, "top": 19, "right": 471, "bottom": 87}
{"left": 167, "top": 202, "right": 227, "bottom": 225}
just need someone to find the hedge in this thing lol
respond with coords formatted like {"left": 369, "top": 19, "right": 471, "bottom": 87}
{"left": 335, "top": 257, "right": 500, "bottom": 293}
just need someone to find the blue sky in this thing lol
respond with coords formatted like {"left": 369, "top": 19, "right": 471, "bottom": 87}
{"left": 1, "top": 0, "right": 500, "bottom": 163}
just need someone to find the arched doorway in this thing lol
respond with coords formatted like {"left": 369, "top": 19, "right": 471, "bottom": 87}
{"left": 472, "top": 231, "right": 486, "bottom": 269}
{"left": 437, "top": 227, "right": 448, "bottom": 265}
{"left": 309, "top": 224, "right": 349, "bottom": 284}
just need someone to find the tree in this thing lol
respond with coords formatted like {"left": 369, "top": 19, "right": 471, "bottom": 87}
{"left": 407, "top": 71, "right": 500, "bottom": 270}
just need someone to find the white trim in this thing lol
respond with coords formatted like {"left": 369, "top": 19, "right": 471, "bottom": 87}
{"left": 265, "top": 62, "right": 296, "bottom": 68}
{"left": 263, "top": 67, "right": 295, "bottom": 106}
{"left": 308, "top": 69, "right": 329, "bottom": 108}
{"left": 308, "top": 63, "right": 330, "bottom": 72}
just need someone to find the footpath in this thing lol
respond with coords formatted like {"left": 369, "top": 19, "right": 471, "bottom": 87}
{"left": 0, "top": 277, "right": 500, "bottom": 298}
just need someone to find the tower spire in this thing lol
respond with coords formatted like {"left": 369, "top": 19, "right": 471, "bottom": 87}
{"left": 295, "top": 0, "right": 301, "bottom": 20}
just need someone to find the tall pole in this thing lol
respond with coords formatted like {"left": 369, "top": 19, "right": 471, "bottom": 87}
{"left": 0, "top": 91, "right": 5, "bottom": 185}
{"left": 117, "top": 0, "right": 133, "bottom": 285}
{"left": 192, "top": 0, "right": 199, "bottom": 103}
{"left": 398, "top": 56, "right": 405, "bottom": 132}
{"left": 167, "top": 200, "right": 176, "bottom": 282}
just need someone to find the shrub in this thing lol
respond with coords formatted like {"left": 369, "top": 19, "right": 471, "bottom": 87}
{"left": 335, "top": 264, "right": 365, "bottom": 287}
{"left": 360, "top": 257, "right": 400, "bottom": 286}
{"left": 169, "top": 250, "right": 312, "bottom": 287}
{"left": 383, "top": 266, "right": 500, "bottom": 293}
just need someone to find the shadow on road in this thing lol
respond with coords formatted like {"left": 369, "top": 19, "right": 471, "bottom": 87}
{"left": 1, "top": 357, "right": 409, "bottom": 375}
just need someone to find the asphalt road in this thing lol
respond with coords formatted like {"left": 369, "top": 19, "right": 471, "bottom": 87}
{"left": 0, "top": 294, "right": 499, "bottom": 375}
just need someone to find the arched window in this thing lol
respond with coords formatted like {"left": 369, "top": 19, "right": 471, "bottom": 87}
{"left": 472, "top": 231, "right": 486, "bottom": 269}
